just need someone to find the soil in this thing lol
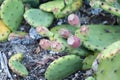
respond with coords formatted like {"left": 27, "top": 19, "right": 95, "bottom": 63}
{"left": 0, "top": 0, "right": 118, "bottom": 80}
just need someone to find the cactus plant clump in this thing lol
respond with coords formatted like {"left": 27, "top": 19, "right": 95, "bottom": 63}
{"left": 45, "top": 55, "right": 82, "bottom": 80}
{"left": 1, "top": 0, "right": 24, "bottom": 31}
{"left": 9, "top": 53, "right": 28, "bottom": 77}
{"left": 24, "top": 9, "right": 54, "bottom": 28}
{"left": 0, "top": 20, "right": 11, "bottom": 42}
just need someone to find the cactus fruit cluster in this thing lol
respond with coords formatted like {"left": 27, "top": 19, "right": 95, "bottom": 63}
{"left": 8, "top": 53, "right": 28, "bottom": 77}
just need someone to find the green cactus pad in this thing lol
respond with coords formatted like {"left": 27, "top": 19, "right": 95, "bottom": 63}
{"left": 9, "top": 53, "right": 28, "bottom": 77}
{"left": 66, "top": 47, "right": 91, "bottom": 56}
{"left": 40, "top": 0, "right": 82, "bottom": 18}
{"left": 0, "top": 20, "right": 11, "bottom": 42}
{"left": 75, "top": 24, "right": 120, "bottom": 51}
{"left": 85, "top": 76, "right": 95, "bottom": 80}
{"left": 82, "top": 53, "right": 98, "bottom": 70}
{"left": 0, "top": 0, "right": 3, "bottom": 4}
{"left": 9, "top": 53, "right": 23, "bottom": 62}
{"left": 24, "top": 9, "right": 54, "bottom": 27}
{"left": 50, "top": 24, "right": 76, "bottom": 35}
{"left": 9, "top": 60, "right": 28, "bottom": 77}
{"left": 1, "top": 0, "right": 24, "bottom": 31}
{"left": 93, "top": 41, "right": 120, "bottom": 80}
{"left": 45, "top": 55, "right": 82, "bottom": 80}
{"left": 53, "top": 0, "right": 82, "bottom": 18}
{"left": 40, "top": 0, "right": 65, "bottom": 12}
{"left": 100, "top": 2, "right": 120, "bottom": 17}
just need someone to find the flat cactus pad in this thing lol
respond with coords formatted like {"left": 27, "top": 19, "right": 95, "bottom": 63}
{"left": 1, "top": 0, "right": 24, "bottom": 31}
{"left": 24, "top": 9, "right": 54, "bottom": 28}
{"left": 9, "top": 53, "right": 28, "bottom": 77}
{"left": 9, "top": 60, "right": 28, "bottom": 77}
{"left": 40, "top": 0, "right": 65, "bottom": 12}
{"left": 93, "top": 41, "right": 120, "bottom": 80}
{"left": 50, "top": 24, "right": 76, "bottom": 34}
{"left": 0, "top": 20, "right": 10, "bottom": 42}
{"left": 75, "top": 24, "right": 120, "bottom": 51}
{"left": 45, "top": 55, "right": 82, "bottom": 80}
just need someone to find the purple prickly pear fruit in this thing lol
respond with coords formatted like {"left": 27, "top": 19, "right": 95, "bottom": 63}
{"left": 39, "top": 39, "right": 51, "bottom": 50}
{"left": 36, "top": 25, "right": 53, "bottom": 37}
{"left": 68, "top": 14, "right": 80, "bottom": 27}
{"left": 36, "top": 25, "right": 49, "bottom": 35}
{"left": 51, "top": 40, "right": 64, "bottom": 52}
{"left": 58, "top": 28, "right": 72, "bottom": 38}
{"left": 67, "top": 35, "right": 81, "bottom": 48}
{"left": 80, "top": 25, "right": 89, "bottom": 35}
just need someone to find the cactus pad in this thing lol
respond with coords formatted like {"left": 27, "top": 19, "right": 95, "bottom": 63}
{"left": 9, "top": 53, "right": 23, "bottom": 62}
{"left": 9, "top": 60, "right": 28, "bottom": 77}
{"left": 0, "top": 20, "right": 10, "bottom": 42}
{"left": 1, "top": 0, "right": 24, "bottom": 31}
{"left": 45, "top": 55, "right": 82, "bottom": 80}
{"left": 75, "top": 25, "right": 120, "bottom": 51}
{"left": 40, "top": 0, "right": 65, "bottom": 12}
{"left": 9, "top": 53, "right": 28, "bottom": 77}
{"left": 82, "top": 53, "right": 98, "bottom": 70}
{"left": 40, "top": 0, "right": 82, "bottom": 18}
{"left": 50, "top": 24, "right": 76, "bottom": 35}
{"left": 24, "top": 9, "right": 54, "bottom": 28}
{"left": 93, "top": 41, "right": 120, "bottom": 80}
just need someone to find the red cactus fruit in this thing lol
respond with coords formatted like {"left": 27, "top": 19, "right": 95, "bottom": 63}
{"left": 58, "top": 28, "right": 72, "bottom": 38}
{"left": 68, "top": 14, "right": 80, "bottom": 27}
{"left": 36, "top": 25, "right": 49, "bottom": 35}
{"left": 39, "top": 39, "right": 51, "bottom": 50}
{"left": 80, "top": 25, "right": 89, "bottom": 35}
{"left": 67, "top": 35, "right": 81, "bottom": 48}
{"left": 51, "top": 40, "right": 64, "bottom": 52}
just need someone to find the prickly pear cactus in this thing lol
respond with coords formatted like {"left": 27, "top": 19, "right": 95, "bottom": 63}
{"left": 0, "top": 20, "right": 10, "bottom": 42}
{"left": 9, "top": 53, "right": 28, "bottom": 77}
{"left": 45, "top": 55, "right": 82, "bottom": 80}
{"left": 75, "top": 24, "right": 120, "bottom": 51}
{"left": 24, "top": 9, "right": 54, "bottom": 28}
{"left": 1, "top": 0, "right": 24, "bottom": 31}
{"left": 92, "top": 41, "right": 120, "bottom": 80}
